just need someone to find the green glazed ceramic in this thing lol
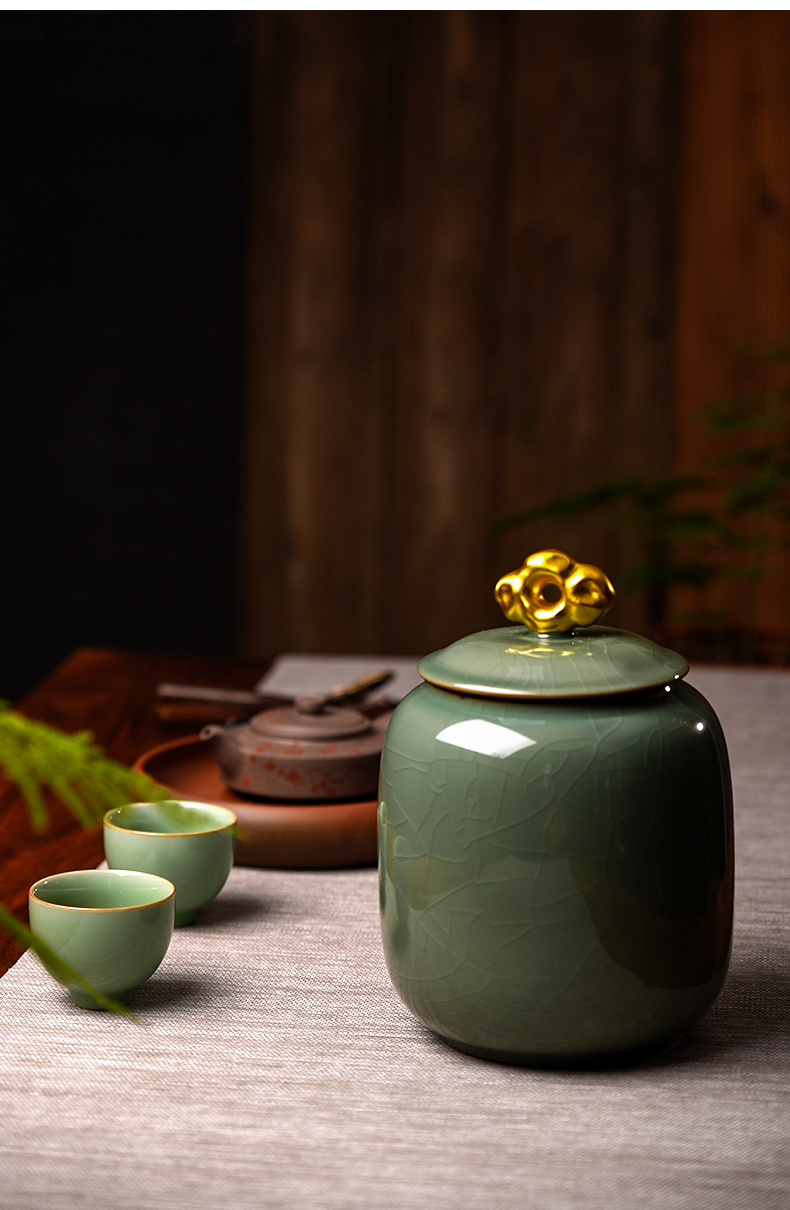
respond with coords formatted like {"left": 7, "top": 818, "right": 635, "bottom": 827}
{"left": 104, "top": 800, "right": 236, "bottom": 926}
{"left": 379, "top": 553, "right": 734, "bottom": 1067}
{"left": 418, "top": 624, "right": 689, "bottom": 698}
{"left": 28, "top": 869, "right": 175, "bottom": 1009}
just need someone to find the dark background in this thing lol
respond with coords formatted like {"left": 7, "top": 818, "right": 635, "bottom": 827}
{"left": 1, "top": 12, "right": 245, "bottom": 700}
{"left": 3, "top": 12, "right": 790, "bottom": 701}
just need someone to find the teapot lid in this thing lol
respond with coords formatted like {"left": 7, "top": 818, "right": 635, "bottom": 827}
{"left": 417, "top": 550, "right": 688, "bottom": 699}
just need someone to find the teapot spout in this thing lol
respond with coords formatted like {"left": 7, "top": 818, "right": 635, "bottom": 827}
{"left": 200, "top": 723, "right": 243, "bottom": 781}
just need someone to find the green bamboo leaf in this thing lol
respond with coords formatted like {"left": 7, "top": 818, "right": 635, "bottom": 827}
{"left": 722, "top": 563, "right": 766, "bottom": 582}
{"left": 726, "top": 467, "right": 789, "bottom": 514}
{"left": 621, "top": 560, "right": 719, "bottom": 591}
{"left": 492, "top": 475, "right": 710, "bottom": 536}
{"left": 666, "top": 514, "right": 745, "bottom": 545}
{"left": 492, "top": 479, "right": 639, "bottom": 534}
{"left": 12, "top": 775, "right": 49, "bottom": 831}
{"left": 703, "top": 393, "right": 775, "bottom": 432}
{"left": 714, "top": 445, "right": 776, "bottom": 470}
{"left": 662, "top": 515, "right": 727, "bottom": 540}
{"left": 50, "top": 780, "right": 99, "bottom": 830}
{"left": 751, "top": 343, "right": 790, "bottom": 365}
{"left": 631, "top": 474, "right": 711, "bottom": 504}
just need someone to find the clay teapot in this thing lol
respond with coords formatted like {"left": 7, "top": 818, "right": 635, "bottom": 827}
{"left": 201, "top": 672, "right": 391, "bottom": 802}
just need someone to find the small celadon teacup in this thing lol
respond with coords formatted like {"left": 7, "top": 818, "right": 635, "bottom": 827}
{"left": 28, "top": 868, "right": 175, "bottom": 1010}
{"left": 103, "top": 800, "right": 236, "bottom": 926}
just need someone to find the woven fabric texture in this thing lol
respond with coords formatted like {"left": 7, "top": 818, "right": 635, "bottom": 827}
{"left": 0, "top": 667, "right": 788, "bottom": 1209}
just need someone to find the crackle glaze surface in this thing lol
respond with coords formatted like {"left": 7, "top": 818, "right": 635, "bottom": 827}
{"left": 418, "top": 625, "right": 689, "bottom": 698}
{"left": 379, "top": 680, "right": 733, "bottom": 1065}
{"left": 104, "top": 801, "right": 236, "bottom": 926}
{"left": 29, "top": 870, "right": 175, "bottom": 1008}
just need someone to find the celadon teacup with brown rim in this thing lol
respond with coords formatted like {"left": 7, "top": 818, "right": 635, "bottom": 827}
{"left": 29, "top": 868, "right": 175, "bottom": 1009}
{"left": 103, "top": 800, "right": 236, "bottom": 926}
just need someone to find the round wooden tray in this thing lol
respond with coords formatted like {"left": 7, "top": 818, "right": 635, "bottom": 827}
{"left": 132, "top": 735, "right": 377, "bottom": 869}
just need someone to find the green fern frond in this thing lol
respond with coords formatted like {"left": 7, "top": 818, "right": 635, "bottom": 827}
{"left": 0, "top": 707, "right": 169, "bottom": 1016}
{"left": 0, "top": 707, "right": 168, "bottom": 831}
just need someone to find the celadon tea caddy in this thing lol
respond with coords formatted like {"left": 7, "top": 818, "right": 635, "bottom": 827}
{"left": 379, "top": 551, "right": 734, "bottom": 1066}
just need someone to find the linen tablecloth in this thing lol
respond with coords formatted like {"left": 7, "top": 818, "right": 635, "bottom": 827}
{"left": 0, "top": 667, "right": 788, "bottom": 1209}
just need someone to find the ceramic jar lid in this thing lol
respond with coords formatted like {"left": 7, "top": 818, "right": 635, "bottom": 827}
{"left": 418, "top": 624, "right": 688, "bottom": 699}
{"left": 417, "top": 550, "right": 689, "bottom": 699}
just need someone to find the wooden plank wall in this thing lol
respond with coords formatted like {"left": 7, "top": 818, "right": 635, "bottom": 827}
{"left": 674, "top": 12, "right": 790, "bottom": 637}
{"left": 241, "top": 12, "right": 679, "bottom": 659}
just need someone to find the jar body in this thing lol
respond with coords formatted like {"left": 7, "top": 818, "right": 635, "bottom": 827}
{"left": 378, "top": 680, "right": 733, "bottom": 1065}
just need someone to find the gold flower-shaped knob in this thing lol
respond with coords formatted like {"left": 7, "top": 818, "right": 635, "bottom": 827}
{"left": 495, "top": 550, "right": 615, "bottom": 633}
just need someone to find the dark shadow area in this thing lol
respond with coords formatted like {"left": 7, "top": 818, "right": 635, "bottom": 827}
{"left": 410, "top": 942, "right": 790, "bottom": 1074}
{"left": 644, "top": 942, "right": 790, "bottom": 1068}
{"left": 132, "top": 973, "right": 229, "bottom": 1011}
{"left": 191, "top": 891, "right": 274, "bottom": 928}
{"left": 0, "top": 12, "right": 247, "bottom": 700}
